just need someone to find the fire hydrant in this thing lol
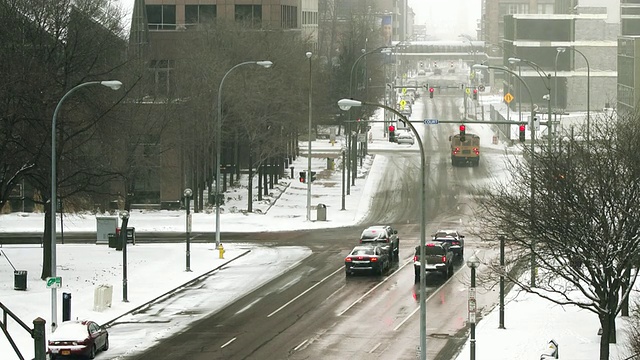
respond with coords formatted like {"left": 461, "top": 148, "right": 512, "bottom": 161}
{"left": 218, "top": 244, "right": 225, "bottom": 259}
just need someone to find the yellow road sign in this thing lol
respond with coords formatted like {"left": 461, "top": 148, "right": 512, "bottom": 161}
{"left": 402, "top": 88, "right": 407, "bottom": 94}
{"left": 465, "top": 88, "right": 471, "bottom": 94}
{"left": 504, "top": 93, "right": 514, "bottom": 104}
{"left": 399, "top": 99, "right": 406, "bottom": 107}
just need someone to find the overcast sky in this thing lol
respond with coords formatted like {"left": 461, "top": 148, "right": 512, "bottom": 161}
{"left": 410, "top": 0, "right": 482, "bottom": 40}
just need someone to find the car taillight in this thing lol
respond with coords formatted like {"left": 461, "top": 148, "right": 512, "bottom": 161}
{"left": 473, "top": 147, "right": 479, "bottom": 155}
{"left": 370, "top": 257, "right": 378, "bottom": 262}
{"left": 453, "top": 241, "right": 459, "bottom": 245}
{"left": 345, "top": 257, "right": 352, "bottom": 262}
{"left": 442, "top": 256, "right": 446, "bottom": 262}
{"left": 413, "top": 255, "right": 418, "bottom": 261}
{"left": 453, "top": 147, "right": 460, "bottom": 155}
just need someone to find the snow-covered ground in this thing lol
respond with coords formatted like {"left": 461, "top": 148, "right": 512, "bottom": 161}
{"left": 0, "top": 102, "right": 636, "bottom": 360}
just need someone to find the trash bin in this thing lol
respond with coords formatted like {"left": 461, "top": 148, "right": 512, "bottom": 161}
{"left": 14, "top": 270, "right": 27, "bottom": 290}
{"left": 115, "top": 234, "right": 123, "bottom": 251}
{"left": 108, "top": 233, "right": 118, "bottom": 248}
{"left": 327, "top": 158, "right": 335, "bottom": 170}
{"left": 316, "top": 203, "right": 327, "bottom": 221}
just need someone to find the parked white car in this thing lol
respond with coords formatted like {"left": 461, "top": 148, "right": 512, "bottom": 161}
{"left": 396, "top": 132, "right": 415, "bottom": 145}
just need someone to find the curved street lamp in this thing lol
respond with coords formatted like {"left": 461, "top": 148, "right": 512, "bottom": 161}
{"left": 119, "top": 210, "right": 130, "bottom": 302}
{"left": 50, "top": 80, "right": 122, "bottom": 330}
{"left": 215, "top": 61, "right": 272, "bottom": 249}
{"left": 473, "top": 64, "right": 538, "bottom": 287}
{"left": 508, "top": 57, "right": 553, "bottom": 150}
{"left": 557, "top": 46, "right": 590, "bottom": 142}
{"left": 184, "top": 188, "right": 193, "bottom": 271}
{"left": 466, "top": 253, "right": 481, "bottom": 360}
{"left": 338, "top": 98, "right": 428, "bottom": 360}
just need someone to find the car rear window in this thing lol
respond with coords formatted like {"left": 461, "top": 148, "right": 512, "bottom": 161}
{"left": 360, "top": 229, "right": 384, "bottom": 240}
{"left": 415, "top": 245, "right": 445, "bottom": 256}
{"left": 350, "top": 248, "right": 375, "bottom": 256}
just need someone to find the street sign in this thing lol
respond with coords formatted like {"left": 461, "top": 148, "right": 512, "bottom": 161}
{"left": 469, "top": 311, "right": 477, "bottom": 323}
{"left": 468, "top": 287, "right": 476, "bottom": 300}
{"left": 468, "top": 298, "right": 477, "bottom": 312}
{"left": 478, "top": 85, "right": 485, "bottom": 92}
{"left": 399, "top": 99, "right": 406, "bottom": 108}
{"left": 46, "top": 277, "right": 62, "bottom": 289}
{"left": 187, "top": 213, "right": 192, "bottom": 232}
{"left": 423, "top": 119, "right": 439, "bottom": 125}
{"left": 465, "top": 88, "right": 470, "bottom": 94}
{"left": 402, "top": 87, "right": 407, "bottom": 94}
{"left": 504, "top": 93, "right": 514, "bottom": 104}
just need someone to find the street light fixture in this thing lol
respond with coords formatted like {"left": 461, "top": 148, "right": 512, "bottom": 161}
{"left": 557, "top": 46, "right": 590, "bottom": 142}
{"left": 306, "top": 52, "right": 313, "bottom": 221}
{"left": 473, "top": 64, "right": 538, "bottom": 287}
{"left": 215, "top": 61, "right": 272, "bottom": 249}
{"left": 466, "top": 253, "right": 481, "bottom": 360}
{"left": 50, "top": 80, "right": 122, "bottom": 330}
{"left": 338, "top": 98, "right": 428, "bottom": 360}
{"left": 184, "top": 188, "right": 193, "bottom": 272}
{"left": 119, "top": 210, "right": 130, "bottom": 302}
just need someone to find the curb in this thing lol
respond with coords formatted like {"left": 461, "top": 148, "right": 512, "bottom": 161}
{"left": 102, "top": 249, "right": 251, "bottom": 328}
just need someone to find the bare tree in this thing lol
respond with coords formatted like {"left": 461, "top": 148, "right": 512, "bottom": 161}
{"left": 476, "top": 113, "right": 640, "bottom": 360}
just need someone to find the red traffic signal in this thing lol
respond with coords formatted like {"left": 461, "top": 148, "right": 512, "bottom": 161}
{"left": 429, "top": 87, "right": 434, "bottom": 98}
{"left": 472, "top": 88, "right": 478, "bottom": 100}
{"left": 388, "top": 125, "right": 395, "bottom": 132}
{"left": 519, "top": 124, "right": 526, "bottom": 142}
{"left": 299, "top": 171, "right": 306, "bottom": 183}
{"left": 429, "top": 87, "right": 435, "bottom": 93}
{"left": 459, "top": 124, "right": 466, "bottom": 141}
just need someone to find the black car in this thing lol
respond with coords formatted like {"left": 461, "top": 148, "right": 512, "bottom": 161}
{"left": 345, "top": 244, "right": 391, "bottom": 276}
{"left": 413, "top": 242, "right": 454, "bottom": 281}
{"left": 359, "top": 225, "right": 400, "bottom": 260}
{"left": 433, "top": 229, "right": 465, "bottom": 257}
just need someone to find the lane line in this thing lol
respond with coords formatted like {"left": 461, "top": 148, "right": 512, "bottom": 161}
{"left": 293, "top": 339, "right": 308, "bottom": 352}
{"left": 369, "top": 342, "right": 382, "bottom": 353}
{"left": 337, "top": 260, "right": 412, "bottom": 317}
{"left": 393, "top": 265, "right": 466, "bottom": 331}
{"left": 267, "top": 267, "right": 343, "bottom": 317}
{"left": 221, "top": 337, "right": 236, "bottom": 348}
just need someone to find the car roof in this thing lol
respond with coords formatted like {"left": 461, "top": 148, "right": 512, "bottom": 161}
{"left": 49, "top": 321, "right": 93, "bottom": 341}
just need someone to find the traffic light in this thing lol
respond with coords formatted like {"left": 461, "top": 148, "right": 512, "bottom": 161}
{"left": 299, "top": 171, "right": 306, "bottom": 183}
{"left": 472, "top": 89, "right": 478, "bottom": 100}
{"left": 310, "top": 171, "right": 317, "bottom": 182}
{"left": 519, "top": 124, "right": 526, "bottom": 142}
{"left": 429, "top": 87, "right": 434, "bottom": 98}
{"left": 388, "top": 125, "right": 396, "bottom": 142}
{"left": 459, "top": 124, "right": 466, "bottom": 142}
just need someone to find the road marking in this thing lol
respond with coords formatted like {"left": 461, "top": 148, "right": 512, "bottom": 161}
{"left": 294, "top": 339, "right": 308, "bottom": 351}
{"left": 267, "top": 267, "right": 343, "bottom": 317}
{"left": 393, "top": 265, "right": 466, "bottom": 331}
{"left": 221, "top": 337, "right": 236, "bottom": 348}
{"left": 338, "top": 260, "right": 412, "bottom": 317}
{"left": 369, "top": 342, "right": 382, "bottom": 353}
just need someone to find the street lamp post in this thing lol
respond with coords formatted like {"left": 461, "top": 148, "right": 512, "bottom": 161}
{"left": 119, "top": 210, "right": 130, "bottom": 302}
{"left": 50, "top": 80, "right": 122, "bottom": 330}
{"left": 557, "top": 47, "right": 590, "bottom": 142}
{"left": 341, "top": 147, "right": 346, "bottom": 211}
{"left": 554, "top": 47, "right": 565, "bottom": 111}
{"left": 467, "top": 253, "right": 481, "bottom": 360}
{"left": 347, "top": 46, "right": 389, "bottom": 193}
{"left": 473, "top": 64, "right": 537, "bottom": 287}
{"left": 215, "top": 60, "right": 272, "bottom": 248}
{"left": 338, "top": 98, "right": 428, "bottom": 360}
{"left": 508, "top": 57, "right": 552, "bottom": 151}
{"left": 306, "top": 52, "right": 313, "bottom": 221}
{"left": 184, "top": 188, "right": 193, "bottom": 272}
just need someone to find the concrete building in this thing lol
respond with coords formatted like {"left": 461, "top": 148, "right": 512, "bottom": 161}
{"left": 502, "top": 12, "right": 618, "bottom": 116}
{"left": 617, "top": 0, "right": 640, "bottom": 114}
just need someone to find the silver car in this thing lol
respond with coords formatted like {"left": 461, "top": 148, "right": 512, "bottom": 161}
{"left": 396, "top": 132, "right": 415, "bottom": 145}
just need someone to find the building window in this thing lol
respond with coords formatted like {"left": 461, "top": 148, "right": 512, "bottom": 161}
{"left": 235, "top": 5, "right": 262, "bottom": 27}
{"left": 281, "top": 5, "right": 297, "bottom": 29}
{"left": 146, "top": 5, "right": 176, "bottom": 30}
{"left": 537, "top": 4, "right": 554, "bottom": 14}
{"left": 499, "top": 3, "right": 529, "bottom": 16}
{"left": 148, "top": 60, "right": 175, "bottom": 97}
{"left": 186, "top": 5, "right": 216, "bottom": 27}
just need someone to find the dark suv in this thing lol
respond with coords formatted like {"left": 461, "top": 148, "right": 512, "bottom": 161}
{"left": 359, "top": 225, "right": 399, "bottom": 260}
{"left": 433, "top": 230, "right": 465, "bottom": 257}
{"left": 413, "top": 242, "right": 454, "bottom": 282}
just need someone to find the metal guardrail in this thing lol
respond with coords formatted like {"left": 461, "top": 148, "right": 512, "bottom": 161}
{"left": 0, "top": 302, "right": 46, "bottom": 360}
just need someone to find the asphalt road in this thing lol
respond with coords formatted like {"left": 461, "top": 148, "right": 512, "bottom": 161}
{"left": 117, "top": 74, "right": 507, "bottom": 360}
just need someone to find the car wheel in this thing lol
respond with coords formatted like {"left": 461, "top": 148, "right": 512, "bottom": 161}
{"left": 88, "top": 344, "right": 96, "bottom": 359}
{"left": 50, "top": 355, "right": 57, "bottom": 360}
{"left": 103, "top": 336, "right": 109, "bottom": 351}
{"left": 447, "top": 265, "right": 453, "bottom": 278}
{"left": 345, "top": 268, "right": 352, "bottom": 277}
